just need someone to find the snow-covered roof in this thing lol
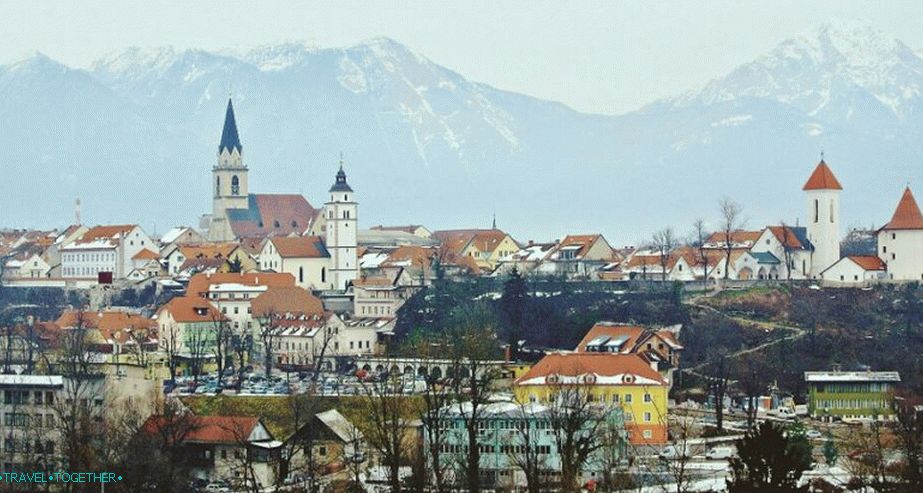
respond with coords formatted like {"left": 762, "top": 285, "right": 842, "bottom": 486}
{"left": 804, "top": 371, "right": 900, "bottom": 383}
{"left": 0, "top": 375, "right": 64, "bottom": 387}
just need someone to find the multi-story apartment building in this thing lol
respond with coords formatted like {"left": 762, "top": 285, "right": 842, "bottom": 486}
{"left": 805, "top": 370, "right": 901, "bottom": 421}
{"left": 60, "top": 224, "right": 154, "bottom": 282}
{"left": 0, "top": 375, "right": 63, "bottom": 472}
{"left": 426, "top": 399, "right": 626, "bottom": 490}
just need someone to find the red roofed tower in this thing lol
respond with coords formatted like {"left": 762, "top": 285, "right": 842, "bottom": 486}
{"left": 878, "top": 187, "right": 923, "bottom": 281}
{"left": 803, "top": 158, "right": 842, "bottom": 278}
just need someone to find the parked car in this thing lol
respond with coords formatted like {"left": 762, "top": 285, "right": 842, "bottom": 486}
{"left": 705, "top": 446, "right": 734, "bottom": 460}
{"left": 806, "top": 429, "right": 823, "bottom": 440}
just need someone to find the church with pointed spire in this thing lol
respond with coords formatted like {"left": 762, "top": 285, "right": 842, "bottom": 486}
{"left": 204, "top": 98, "right": 359, "bottom": 290}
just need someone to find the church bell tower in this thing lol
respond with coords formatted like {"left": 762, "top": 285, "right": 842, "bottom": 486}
{"left": 325, "top": 159, "right": 358, "bottom": 290}
{"left": 209, "top": 98, "right": 249, "bottom": 241}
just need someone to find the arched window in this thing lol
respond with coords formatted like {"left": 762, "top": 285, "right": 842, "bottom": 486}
{"left": 231, "top": 175, "right": 240, "bottom": 195}
{"left": 273, "top": 220, "right": 280, "bottom": 228}
{"left": 321, "top": 267, "right": 326, "bottom": 283}
{"left": 814, "top": 199, "right": 819, "bottom": 223}
{"left": 298, "top": 266, "right": 304, "bottom": 283}
{"left": 291, "top": 220, "right": 298, "bottom": 228}
{"left": 216, "top": 176, "right": 221, "bottom": 195}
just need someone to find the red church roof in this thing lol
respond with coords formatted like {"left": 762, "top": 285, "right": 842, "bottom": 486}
{"left": 882, "top": 187, "right": 923, "bottom": 231}
{"left": 802, "top": 160, "right": 843, "bottom": 191}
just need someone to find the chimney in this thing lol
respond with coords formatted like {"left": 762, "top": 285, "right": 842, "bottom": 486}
{"left": 528, "top": 240, "right": 534, "bottom": 247}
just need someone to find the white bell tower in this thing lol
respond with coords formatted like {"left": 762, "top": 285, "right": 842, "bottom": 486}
{"left": 325, "top": 159, "right": 358, "bottom": 290}
{"left": 803, "top": 157, "right": 842, "bottom": 278}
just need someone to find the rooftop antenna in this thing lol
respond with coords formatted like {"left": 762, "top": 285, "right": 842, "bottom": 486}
{"left": 74, "top": 197, "right": 82, "bottom": 226}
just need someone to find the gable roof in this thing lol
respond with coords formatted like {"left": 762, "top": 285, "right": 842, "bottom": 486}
{"left": 767, "top": 226, "right": 813, "bottom": 250}
{"left": 802, "top": 160, "right": 843, "bottom": 191}
{"left": 64, "top": 225, "right": 137, "bottom": 249}
{"left": 142, "top": 415, "right": 263, "bottom": 445}
{"left": 514, "top": 352, "right": 667, "bottom": 386}
{"left": 575, "top": 322, "right": 684, "bottom": 353}
{"left": 269, "top": 236, "right": 329, "bottom": 258}
{"left": 552, "top": 234, "right": 612, "bottom": 260}
{"left": 56, "top": 309, "right": 157, "bottom": 344}
{"left": 157, "top": 296, "right": 225, "bottom": 323}
{"left": 433, "top": 229, "right": 514, "bottom": 255}
{"left": 704, "top": 230, "right": 763, "bottom": 248}
{"left": 847, "top": 255, "right": 887, "bottom": 271}
{"left": 186, "top": 272, "right": 296, "bottom": 298}
{"left": 882, "top": 187, "right": 923, "bottom": 231}
{"left": 132, "top": 248, "right": 160, "bottom": 261}
{"left": 251, "top": 287, "right": 324, "bottom": 317}
{"left": 227, "top": 194, "right": 316, "bottom": 238}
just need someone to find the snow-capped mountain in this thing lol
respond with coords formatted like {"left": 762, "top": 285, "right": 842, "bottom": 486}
{"left": 2, "top": 22, "right": 922, "bottom": 242}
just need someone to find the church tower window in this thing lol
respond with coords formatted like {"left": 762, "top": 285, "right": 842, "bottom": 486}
{"left": 231, "top": 175, "right": 240, "bottom": 195}
{"left": 216, "top": 176, "right": 221, "bottom": 196}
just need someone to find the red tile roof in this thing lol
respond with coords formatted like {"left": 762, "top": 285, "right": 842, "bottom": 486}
{"left": 132, "top": 248, "right": 160, "bottom": 260}
{"left": 56, "top": 310, "right": 157, "bottom": 344}
{"left": 142, "top": 415, "right": 262, "bottom": 444}
{"left": 228, "top": 194, "right": 316, "bottom": 238}
{"left": 802, "top": 160, "right": 843, "bottom": 190}
{"left": 269, "top": 236, "right": 329, "bottom": 258}
{"left": 575, "top": 322, "right": 684, "bottom": 353}
{"left": 251, "top": 287, "right": 324, "bottom": 317}
{"left": 186, "top": 272, "right": 296, "bottom": 298}
{"left": 75, "top": 225, "right": 136, "bottom": 245}
{"left": 848, "top": 255, "right": 887, "bottom": 271}
{"left": 515, "top": 353, "right": 667, "bottom": 385}
{"left": 157, "top": 297, "right": 225, "bottom": 323}
{"left": 767, "top": 226, "right": 805, "bottom": 249}
{"left": 882, "top": 187, "right": 923, "bottom": 230}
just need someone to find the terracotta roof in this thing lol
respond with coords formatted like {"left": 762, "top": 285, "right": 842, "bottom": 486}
{"left": 575, "top": 322, "right": 684, "bottom": 353}
{"left": 227, "top": 194, "right": 316, "bottom": 238}
{"left": 142, "top": 415, "right": 262, "bottom": 445}
{"left": 132, "top": 248, "right": 160, "bottom": 260}
{"left": 186, "top": 272, "right": 296, "bottom": 298}
{"left": 251, "top": 286, "right": 324, "bottom": 317}
{"left": 433, "top": 229, "right": 514, "bottom": 256}
{"left": 237, "top": 237, "right": 265, "bottom": 256}
{"left": 514, "top": 352, "right": 667, "bottom": 385}
{"left": 56, "top": 310, "right": 157, "bottom": 344}
{"left": 353, "top": 276, "right": 396, "bottom": 288}
{"left": 882, "top": 187, "right": 923, "bottom": 230}
{"left": 269, "top": 236, "right": 329, "bottom": 258}
{"left": 802, "top": 160, "right": 843, "bottom": 191}
{"left": 848, "top": 255, "right": 887, "bottom": 271}
{"left": 704, "top": 230, "right": 762, "bottom": 246}
{"left": 371, "top": 225, "right": 425, "bottom": 234}
{"left": 554, "top": 234, "right": 611, "bottom": 259}
{"left": 767, "top": 226, "right": 811, "bottom": 250}
{"left": 382, "top": 245, "right": 437, "bottom": 268}
{"left": 179, "top": 243, "right": 238, "bottom": 260}
{"left": 76, "top": 225, "right": 136, "bottom": 243}
{"left": 157, "top": 297, "right": 225, "bottom": 323}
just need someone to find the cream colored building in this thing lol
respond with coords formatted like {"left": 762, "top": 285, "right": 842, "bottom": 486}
{"left": 259, "top": 236, "right": 332, "bottom": 290}
{"left": 877, "top": 187, "right": 923, "bottom": 281}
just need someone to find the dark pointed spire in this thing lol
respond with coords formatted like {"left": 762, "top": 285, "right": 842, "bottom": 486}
{"left": 329, "top": 154, "right": 354, "bottom": 193}
{"left": 219, "top": 98, "right": 242, "bottom": 154}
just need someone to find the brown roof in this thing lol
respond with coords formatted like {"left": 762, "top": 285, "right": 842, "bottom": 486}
{"left": 251, "top": 286, "right": 324, "bottom": 317}
{"left": 56, "top": 309, "right": 157, "bottom": 344}
{"left": 371, "top": 225, "right": 425, "bottom": 234}
{"left": 269, "top": 236, "right": 329, "bottom": 258}
{"left": 238, "top": 237, "right": 265, "bottom": 256}
{"left": 228, "top": 194, "right": 316, "bottom": 238}
{"left": 179, "top": 243, "right": 238, "bottom": 260}
{"left": 186, "top": 272, "right": 296, "bottom": 298}
{"left": 433, "top": 229, "right": 514, "bottom": 256}
{"left": 142, "top": 415, "right": 262, "bottom": 444}
{"left": 353, "top": 276, "right": 396, "bottom": 288}
{"left": 575, "top": 322, "right": 684, "bottom": 353}
{"left": 132, "top": 248, "right": 160, "bottom": 260}
{"left": 515, "top": 353, "right": 667, "bottom": 385}
{"left": 802, "top": 160, "right": 843, "bottom": 191}
{"left": 556, "top": 234, "right": 611, "bottom": 258}
{"left": 882, "top": 187, "right": 923, "bottom": 230}
{"left": 157, "top": 297, "right": 225, "bottom": 323}
{"left": 767, "top": 226, "right": 805, "bottom": 249}
{"left": 382, "top": 245, "right": 437, "bottom": 268}
{"left": 76, "top": 225, "right": 136, "bottom": 243}
{"left": 705, "top": 230, "right": 762, "bottom": 246}
{"left": 848, "top": 255, "right": 887, "bottom": 271}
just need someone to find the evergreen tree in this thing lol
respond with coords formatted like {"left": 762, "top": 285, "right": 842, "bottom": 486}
{"left": 822, "top": 432, "right": 838, "bottom": 466}
{"left": 728, "top": 421, "right": 811, "bottom": 493}
{"left": 500, "top": 267, "right": 529, "bottom": 360}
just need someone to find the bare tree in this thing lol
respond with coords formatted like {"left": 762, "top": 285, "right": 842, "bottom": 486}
{"left": 415, "top": 338, "right": 454, "bottom": 493}
{"left": 707, "top": 349, "right": 730, "bottom": 433}
{"left": 652, "top": 227, "right": 677, "bottom": 282}
{"left": 508, "top": 400, "right": 551, "bottom": 493}
{"left": 360, "top": 368, "right": 413, "bottom": 493}
{"left": 546, "top": 384, "right": 617, "bottom": 493}
{"left": 161, "top": 321, "right": 182, "bottom": 388}
{"left": 211, "top": 312, "right": 232, "bottom": 391}
{"left": 719, "top": 198, "right": 744, "bottom": 280}
{"left": 691, "top": 218, "right": 712, "bottom": 291}
{"left": 778, "top": 222, "right": 797, "bottom": 285}
{"left": 256, "top": 306, "right": 281, "bottom": 379}
{"left": 187, "top": 322, "right": 210, "bottom": 387}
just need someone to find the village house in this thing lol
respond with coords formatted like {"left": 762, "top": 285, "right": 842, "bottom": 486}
{"left": 259, "top": 236, "right": 332, "bottom": 290}
{"left": 494, "top": 241, "right": 557, "bottom": 275}
{"left": 353, "top": 268, "right": 422, "bottom": 318}
{"left": 369, "top": 224, "right": 432, "bottom": 238}
{"left": 155, "top": 296, "right": 226, "bottom": 364}
{"left": 433, "top": 228, "right": 519, "bottom": 273}
{"left": 185, "top": 272, "right": 297, "bottom": 335}
{"left": 575, "top": 322, "right": 683, "bottom": 383}
{"left": 157, "top": 226, "right": 206, "bottom": 254}
{"left": 535, "top": 234, "right": 616, "bottom": 278}
{"left": 55, "top": 309, "right": 159, "bottom": 359}
{"left": 513, "top": 352, "right": 670, "bottom": 445}
{"left": 60, "top": 224, "right": 154, "bottom": 283}
{"left": 805, "top": 370, "right": 901, "bottom": 422}
{"left": 820, "top": 255, "right": 887, "bottom": 286}
{"left": 140, "top": 415, "right": 280, "bottom": 488}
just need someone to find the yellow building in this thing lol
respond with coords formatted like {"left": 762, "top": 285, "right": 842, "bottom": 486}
{"left": 433, "top": 228, "right": 520, "bottom": 272}
{"left": 513, "top": 352, "right": 669, "bottom": 445}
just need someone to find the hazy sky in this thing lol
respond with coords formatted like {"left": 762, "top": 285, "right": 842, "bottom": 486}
{"left": 2, "top": 1, "right": 922, "bottom": 114}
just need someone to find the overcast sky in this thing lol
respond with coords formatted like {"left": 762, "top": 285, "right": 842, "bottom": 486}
{"left": 2, "top": 1, "right": 922, "bottom": 114}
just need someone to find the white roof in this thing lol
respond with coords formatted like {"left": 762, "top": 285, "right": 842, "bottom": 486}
{"left": 159, "top": 227, "right": 190, "bottom": 245}
{"left": 0, "top": 374, "right": 64, "bottom": 387}
{"left": 805, "top": 371, "right": 901, "bottom": 383}
{"left": 315, "top": 409, "right": 363, "bottom": 443}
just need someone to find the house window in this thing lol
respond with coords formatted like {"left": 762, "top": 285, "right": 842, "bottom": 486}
{"left": 892, "top": 233, "right": 896, "bottom": 240}
{"left": 625, "top": 394, "right": 632, "bottom": 403}
{"left": 644, "top": 412, "right": 652, "bottom": 422}
{"left": 892, "top": 253, "right": 896, "bottom": 260}
{"left": 883, "top": 246, "right": 888, "bottom": 253}
{"left": 319, "top": 446, "right": 327, "bottom": 456}
{"left": 643, "top": 430, "right": 653, "bottom": 439}
{"left": 644, "top": 393, "right": 652, "bottom": 403}
{"left": 299, "top": 267, "right": 304, "bottom": 283}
